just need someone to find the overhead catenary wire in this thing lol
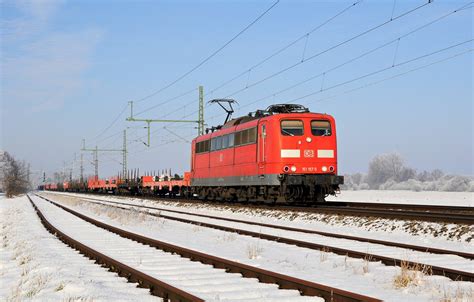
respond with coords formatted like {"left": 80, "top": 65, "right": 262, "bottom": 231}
{"left": 207, "top": 0, "right": 363, "bottom": 96}
{"left": 90, "top": 104, "right": 128, "bottom": 142}
{"left": 84, "top": 0, "right": 280, "bottom": 149}
{"left": 285, "top": 39, "right": 473, "bottom": 104}
{"left": 209, "top": 1, "right": 473, "bottom": 118}
{"left": 221, "top": 0, "right": 434, "bottom": 100}
{"left": 133, "top": 0, "right": 280, "bottom": 104}
{"left": 309, "top": 49, "right": 473, "bottom": 105}
{"left": 134, "top": 87, "right": 198, "bottom": 117}
{"left": 168, "top": 0, "right": 436, "bottom": 119}
{"left": 170, "top": 0, "right": 363, "bottom": 114}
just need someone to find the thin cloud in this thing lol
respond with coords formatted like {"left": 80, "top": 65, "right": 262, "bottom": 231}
{"left": 1, "top": 0, "right": 103, "bottom": 113}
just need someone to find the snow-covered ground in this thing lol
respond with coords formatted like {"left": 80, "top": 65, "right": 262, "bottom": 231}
{"left": 327, "top": 190, "right": 473, "bottom": 207}
{"left": 30, "top": 194, "right": 316, "bottom": 302}
{"left": 0, "top": 195, "right": 159, "bottom": 301}
{"left": 41, "top": 192, "right": 474, "bottom": 301}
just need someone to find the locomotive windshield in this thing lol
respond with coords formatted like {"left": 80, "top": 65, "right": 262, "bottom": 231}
{"left": 281, "top": 120, "right": 304, "bottom": 136}
{"left": 311, "top": 120, "right": 331, "bottom": 136}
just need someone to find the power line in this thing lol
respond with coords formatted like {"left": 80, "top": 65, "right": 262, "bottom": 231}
{"left": 170, "top": 0, "right": 436, "bottom": 124}
{"left": 222, "top": 0, "right": 434, "bottom": 99}
{"left": 86, "top": 1, "right": 280, "bottom": 147}
{"left": 207, "top": 0, "right": 363, "bottom": 96}
{"left": 134, "top": 87, "right": 198, "bottom": 117}
{"left": 90, "top": 104, "right": 128, "bottom": 141}
{"left": 202, "top": 47, "right": 472, "bottom": 127}
{"left": 310, "top": 49, "right": 473, "bottom": 105}
{"left": 217, "top": 1, "right": 472, "bottom": 117}
{"left": 134, "top": 0, "right": 280, "bottom": 104}
{"left": 170, "top": 0, "right": 363, "bottom": 115}
{"left": 98, "top": 129, "right": 123, "bottom": 143}
{"left": 285, "top": 39, "right": 473, "bottom": 104}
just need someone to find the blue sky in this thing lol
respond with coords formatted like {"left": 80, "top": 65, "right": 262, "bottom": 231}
{"left": 1, "top": 0, "right": 472, "bottom": 182}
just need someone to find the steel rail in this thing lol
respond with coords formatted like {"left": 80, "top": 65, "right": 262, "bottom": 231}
{"left": 57, "top": 194, "right": 474, "bottom": 260}
{"left": 39, "top": 193, "right": 474, "bottom": 283}
{"left": 323, "top": 201, "right": 474, "bottom": 213}
{"left": 27, "top": 195, "right": 204, "bottom": 302}
{"left": 302, "top": 206, "right": 474, "bottom": 225}
{"left": 55, "top": 191, "right": 473, "bottom": 224}
{"left": 34, "top": 194, "right": 381, "bottom": 302}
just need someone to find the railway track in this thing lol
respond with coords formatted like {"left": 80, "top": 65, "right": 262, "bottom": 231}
{"left": 322, "top": 201, "right": 474, "bottom": 214}
{"left": 29, "top": 194, "right": 381, "bottom": 302}
{"left": 38, "top": 193, "right": 474, "bottom": 283}
{"left": 49, "top": 191, "right": 473, "bottom": 224}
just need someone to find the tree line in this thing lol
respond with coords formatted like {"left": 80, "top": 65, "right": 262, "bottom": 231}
{"left": 344, "top": 153, "right": 473, "bottom": 192}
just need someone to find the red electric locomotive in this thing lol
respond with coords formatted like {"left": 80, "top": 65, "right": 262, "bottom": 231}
{"left": 190, "top": 103, "right": 343, "bottom": 203}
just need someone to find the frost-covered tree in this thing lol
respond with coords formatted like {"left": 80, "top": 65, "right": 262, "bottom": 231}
{"left": 367, "top": 153, "right": 406, "bottom": 188}
{"left": 351, "top": 173, "right": 364, "bottom": 185}
{"left": 430, "top": 169, "right": 444, "bottom": 181}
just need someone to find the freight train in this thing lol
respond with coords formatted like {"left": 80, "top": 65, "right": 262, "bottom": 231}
{"left": 43, "top": 104, "right": 343, "bottom": 203}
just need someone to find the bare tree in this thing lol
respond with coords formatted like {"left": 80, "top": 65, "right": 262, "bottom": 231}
{"left": 0, "top": 151, "right": 31, "bottom": 197}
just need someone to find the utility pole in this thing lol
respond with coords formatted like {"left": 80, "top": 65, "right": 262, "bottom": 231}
{"left": 81, "top": 139, "right": 124, "bottom": 179}
{"left": 80, "top": 153, "right": 84, "bottom": 183}
{"left": 71, "top": 153, "right": 76, "bottom": 182}
{"left": 198, "top": 85, "right": 204, "bottom": 136}
{"left": 122, "top": 129, "right": 127, "bottom": 177}
{"left": 126, "top": 86, "right": 205, "bottom": 146}
{"left": 94, "top": 146, "right": 98, "bottom": 178}
{"left": 27, "top": 163, "right": 30, "bottom": 189}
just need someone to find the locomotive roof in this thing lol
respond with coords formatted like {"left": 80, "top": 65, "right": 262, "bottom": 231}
{"left": 195, "top": 103, "right": 333, "bottom": 142}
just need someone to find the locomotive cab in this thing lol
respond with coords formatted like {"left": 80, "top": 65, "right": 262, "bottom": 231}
{"left": 274, "top": 116, "right": 338, "bottom": 174}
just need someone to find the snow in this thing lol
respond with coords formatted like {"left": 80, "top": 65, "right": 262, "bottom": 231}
{"left": 89, "top": 200, "right": 474, "bottom": 272}
{"left": 41, "top": 192, "right": 474, "bottom": 301}
{"left": 0, "top": 195, "right": 159, "bottom": 301}
{"left": 49, "top": 191, "right": 474, "bottom": 251}
{"left": 326, "top": 190, "right": 473, "bottom": 207}
{"left": 29, "top": 194, "right": 321, "bottom": 302}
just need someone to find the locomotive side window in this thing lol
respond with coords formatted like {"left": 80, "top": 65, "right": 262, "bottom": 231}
{"left": 241, "top": 130, "right": 249, "bottom": 144}
{"left": 211, "top": 138, "right": 218, "bottom": 151}
{"left": 281, "top": 120, "right": 304, "bottom": 136}
{"left": 248, "top": 127, "right": 257, "bottom": 143}
{"left": 196, "top": 139, "right": 211, "bottom": 154}
{"left": 234, "top": 127, "right": 257, "bottom": 147}
{"left": 228, "top": 133, "right": 234, "bottom": 147}
{"left": 222, "top": 135, "right": 229, "bottom": 149}
{"left": 215, "top": 136, "right": 222, "bottom": 150}
{"left": 234, "top": 132, "right": 242, "bottom": 146}
{"left": 196, "top": 141, "right": 201, "bottom": 153}
{"left": 311, "top": 120, "right": 331, "bottom": 136}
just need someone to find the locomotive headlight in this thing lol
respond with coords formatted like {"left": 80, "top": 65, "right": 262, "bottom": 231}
{"left": 283, "top": 166, "right": 290, "bottom": 173}
{"left": 291, "top": 166, "right": 297, "bottom": 172}
{"left": 306, "top": 137, "right": 312, "bottom": 143}
{"left": 322, "top": 166, "right": 328, "bottom": 172}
